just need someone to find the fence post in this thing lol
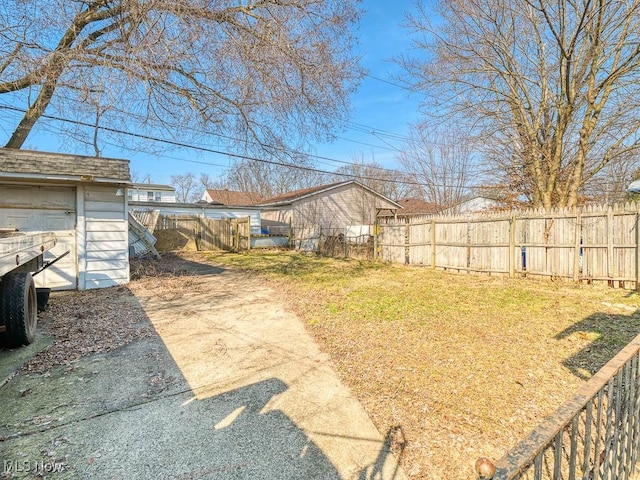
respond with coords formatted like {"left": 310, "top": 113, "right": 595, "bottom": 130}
{"left": 573, "top": 210, "right": 581, "bottom": 282}
{"left": 233, "top": 219, "right": 240, "bottom": 252}
{"left": 636, "top": 212, "right": 640, "bottom": 291}
{"left": 373, "top": 219, "right": 379, "bottom": 261}
{"left": 509, "top": 215, "right": 516, "bottom": 278}
{"left": 246, "top": 217, "right": 251, "bottom": 251}
{"left": 197, "top": 215, "right": 203, "bottom": 251}
{"left": 430, "top": 219, "right": 436, "bottom": 269}
{"left": 607, "top": 205, "right": 614, "bottom": 283}
{"left": 405, "top": 217, "right": 410, "bottom": 265}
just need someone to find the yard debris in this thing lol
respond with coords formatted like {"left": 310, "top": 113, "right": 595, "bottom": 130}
{"left": 14, "top": 254, "right": 213, "bottom": 375}
{"left": 17, "top": 286, "right": 154, "bottom": 375}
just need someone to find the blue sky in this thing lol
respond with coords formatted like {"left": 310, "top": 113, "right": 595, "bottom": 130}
{"left": 2, "top": 1, "right": 431, "bottom": 186}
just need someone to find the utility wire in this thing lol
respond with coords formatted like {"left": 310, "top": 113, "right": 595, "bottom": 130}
{"left": 0, "top": 104, "right": 432, "bottom": 187}
{"left": 0, "top": 104, "right": 490, "bottom": 187}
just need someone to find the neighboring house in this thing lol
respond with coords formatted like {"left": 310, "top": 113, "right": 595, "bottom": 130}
{"left": 392, "top": 197, "right": 441, "bottom": 216}
{"left": 128, "top": 201, "right": 262, "bottom": 235}
{"left": 127, "top": 183, "right": 176, "bottom": 203}
{"left": 202, "top": 189, "right": 262, "bottom": 206}
{"left": 0, "top": 148, "right": 131, "bottom": 290}
{"left": 257, "top": 181, "right": 402, "bottom": 236}
{"left": 440, "top": 196, "right": 502, "bottom": 215}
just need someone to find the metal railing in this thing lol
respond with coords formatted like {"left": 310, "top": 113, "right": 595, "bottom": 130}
{"left": 478, "top": 334, "right": 640, "bottom": 480}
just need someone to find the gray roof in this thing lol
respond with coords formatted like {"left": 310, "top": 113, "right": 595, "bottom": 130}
{"left": 257, "top": 181, "right": 402, "bottom": 209}
{"left": 0, "top": 148, "right": 130, "bottom": 183}
{"left": 130, "top": 182, "right": 174, "bottom": 191}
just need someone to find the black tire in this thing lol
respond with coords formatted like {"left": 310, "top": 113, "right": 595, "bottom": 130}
{"left": 0, "top": 272, "right": 37, "bottom": 347}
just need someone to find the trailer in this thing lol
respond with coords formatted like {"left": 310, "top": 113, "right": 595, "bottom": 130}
{"left": 0, "top": 230, "right": 57, "bottom": 347}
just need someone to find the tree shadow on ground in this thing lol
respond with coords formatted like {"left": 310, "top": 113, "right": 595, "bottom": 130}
{"left": 359, "top": 425, "right": 407, "bottom": 480}
{"left": 0, "top": 341, "right": 343, "bottom": 478}
{"left": 555, "top": 308, "right": 640, "bottom": 380}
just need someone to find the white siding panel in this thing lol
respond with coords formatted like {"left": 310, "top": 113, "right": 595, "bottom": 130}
{"left": 83, "top": 186, "right": 129, "bottom": 290}
{"left": 86, "top": 250, "right": 127, "bottom": 261}
{"left": 86, "top": 259, "right": 128, "bottom": 272}
{"left": 85, "top": 278, "right": 127, "bottom": 289}
{"left": 86, "top": 220, "right": 127, "bottom": 232}
{"left": 86, "top": 230, "right": 127, "bottom": 242}
{"left": 86, "top": 203, "right": 125, "bottom": 213}
{"left": 83, "top": 210, "right": 124, "bottom": 220}
{"left": 85, "top": 240, "right": 125, "bottom": 251}
{"left": 85, "top": 188, "right": 123, "bottom": 203}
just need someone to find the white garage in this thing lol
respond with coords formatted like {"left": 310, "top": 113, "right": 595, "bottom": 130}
{"left": 0, "top": 148, "right": 131, "bottom": 290}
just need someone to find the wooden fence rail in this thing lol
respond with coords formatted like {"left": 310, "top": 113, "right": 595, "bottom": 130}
{"left": 376, "top": 202, "right": 640, "bottom": 289}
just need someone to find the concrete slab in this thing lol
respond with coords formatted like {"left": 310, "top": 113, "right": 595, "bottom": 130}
{"left": 0, "top": 331, "right": 52, "bottom": 387}
{"left": 0, "top": 257, "right": 406, "bottom": 479}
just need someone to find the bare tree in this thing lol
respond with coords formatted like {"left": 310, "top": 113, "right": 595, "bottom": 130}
{"left": 401, "top": 0, "right": 640, "bottom": 208}
{"left": 171, "top": 172, "right": 197, "bottom": 203}
{"left": 0, "top": 0, "right": 362, "bottom": 155}
{"left": 332, "top": 154, "right": 418, "bottom": 201}
{"left": 225, "top": 154, "right": 326, "bottom": 198}
{"left": 396, "top": 124, "right": 479, "bottom": 208}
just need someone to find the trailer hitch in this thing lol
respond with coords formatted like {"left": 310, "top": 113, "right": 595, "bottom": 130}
{"left": 32, "top": 250, "right": 70, "bottom": 276}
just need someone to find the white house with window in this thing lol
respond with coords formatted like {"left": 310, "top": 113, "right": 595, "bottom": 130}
{"left": 127, "top": 183, "right": 176, "bottom": 203}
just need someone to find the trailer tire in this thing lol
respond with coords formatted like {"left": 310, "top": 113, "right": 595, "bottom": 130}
{"left": 0, "top": 272, "right": 37, "bottom": 347}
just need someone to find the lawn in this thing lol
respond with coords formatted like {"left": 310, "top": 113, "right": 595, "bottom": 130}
{"left": 206, "top": 250, "right": 640, "bottom": 479}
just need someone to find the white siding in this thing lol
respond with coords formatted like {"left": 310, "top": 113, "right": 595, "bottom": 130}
{"left": 127, "top": 187, "right": 176, "bottom": 203}
{"left": 83, "top": 186, "right": 129, "bottom": 289}
{"left": 128, "top": 203, "right": 262, "bottom": 235}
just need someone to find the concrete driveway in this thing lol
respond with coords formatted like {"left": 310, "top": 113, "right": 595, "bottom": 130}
{"left": 0, "top": 255, "right": 406, "bottom": 479}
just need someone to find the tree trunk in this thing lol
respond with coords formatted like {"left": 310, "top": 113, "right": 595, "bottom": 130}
{"left": 4, "top": 81, "right": 57, "bottom": 149}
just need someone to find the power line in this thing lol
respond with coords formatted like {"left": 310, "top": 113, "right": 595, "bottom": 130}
{"left": 4, "top": 92, "right": 412, "bottom": 175}
{"left": 0, "top": 104, "right": 491, "bottom": 188}
{"left": 364, "top": 73, "right": 426, "bottom": 96}
{"left": 0, "top": 104, "right": 432, "bottom": 187}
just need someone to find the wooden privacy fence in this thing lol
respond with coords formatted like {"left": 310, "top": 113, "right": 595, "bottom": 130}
{"left": 479, "top": 333, "right": 640, "bottom": 480}
{"left": 155, "top": 214, "right": 250, "bottom": 252}
{"left": 376, "top": 202, "right": 640, "bottom": 288}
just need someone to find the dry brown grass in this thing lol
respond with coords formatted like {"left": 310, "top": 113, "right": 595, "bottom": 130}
{"left": 206, "top": 250, "right": 640, "bottom": 480}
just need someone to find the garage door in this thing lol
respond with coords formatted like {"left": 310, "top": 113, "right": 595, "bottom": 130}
{"left": 0, "top": 185, "right": 77, "bottom": 290}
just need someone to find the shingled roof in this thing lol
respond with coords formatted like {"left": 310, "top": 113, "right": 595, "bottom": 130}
{"left": 397, "top": 198, "right": 441, "bottom": 215}
{"left": 204, "top": 189, "right": 262, "bottom": 206}
{"left": 257, "top": 181, "right": 402, "bottom": 208}
{"left": 0, "top": 148, "right": 130, "bottom": 183}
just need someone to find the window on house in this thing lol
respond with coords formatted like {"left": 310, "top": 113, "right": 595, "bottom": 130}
{"left": 154, "top": 192, "right": 162, "bottom": 202}
{"left": 127, "top": 190, "right": 133, "bottom": 200}
{"left": 147, "top": 191, "right": 154, "bottom": 202}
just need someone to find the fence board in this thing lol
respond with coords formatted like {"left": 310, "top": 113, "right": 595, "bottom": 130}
{"left": 376, "top": 202, "right": 640, "bottom": 289}
{"left": 155, "top": 214, "right": 250, "bottom": 252}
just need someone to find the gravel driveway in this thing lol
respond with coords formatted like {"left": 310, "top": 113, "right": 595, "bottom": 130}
{"left": 0, "top": 253, "right": 405, "bottom": 479}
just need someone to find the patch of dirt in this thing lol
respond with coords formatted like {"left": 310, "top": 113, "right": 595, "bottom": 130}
{"left": 18, "top": 285, "right": 154, "bottom": 375}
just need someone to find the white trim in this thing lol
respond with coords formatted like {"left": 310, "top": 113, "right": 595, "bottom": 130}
{"left": 76, "top": 185, "right": 87, "bottom": 291}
